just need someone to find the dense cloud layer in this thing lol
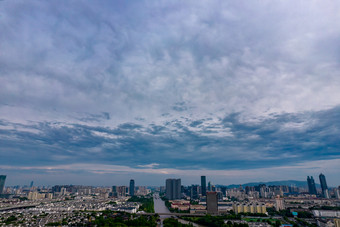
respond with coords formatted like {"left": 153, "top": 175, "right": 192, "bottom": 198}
{"left": 1, "top": 0, "right": 340, "bottom": 185}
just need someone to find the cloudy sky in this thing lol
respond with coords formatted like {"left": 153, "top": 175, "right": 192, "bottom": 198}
{"left": 1, "top": 0, "right": 340, "bottom": 186}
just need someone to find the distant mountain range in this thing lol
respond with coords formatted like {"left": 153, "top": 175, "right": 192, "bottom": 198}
{"left": 217, "top": 180, "right": 321, "bottom": 188}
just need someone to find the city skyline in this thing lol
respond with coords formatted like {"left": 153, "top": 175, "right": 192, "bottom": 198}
{"left": 1, "top": 173, "right": 338, "bottom": 188}
{"left": 1, "top": 1, "right": 340, "bottom": 185}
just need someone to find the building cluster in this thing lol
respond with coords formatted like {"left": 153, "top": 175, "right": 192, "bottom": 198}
{"left": 0, "top": 177, "right": 152, "bottom": 226}
{"left": 162, "top": 174, "right": 340, "bottom": 219}
{"left": 232, "top": 203, "right": 267, "bottom": 214}
{"left": 0, "top": 198, "right": 143, "bottom": 226}
{"left": 0, "top": 177, "right": 152, "bottom": 202}
{"left": 164, "top": 176, "right": 263, "bottom": 215}
{"left": 0, "top": 173, "right": 340, "bottom": 226}
{"left": 27, "top": 191, "right": 53, "bottom": 200}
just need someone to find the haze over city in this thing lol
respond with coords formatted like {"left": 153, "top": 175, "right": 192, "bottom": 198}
{"left": 1, "top": 0, "right": 340, "bottom": 186}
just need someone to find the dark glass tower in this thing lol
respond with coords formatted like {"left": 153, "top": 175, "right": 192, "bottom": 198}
{"left": 129, "top": 179, "right": 135, "bottom": 197}
{"left": 319, "top": 173, "right": 329, "bottom": 198}
{"left": 0, "top": 175, "right": 6, "bottom": 194}
{"left": 190, "top": 185, "right": 199, "bottom": 200}
{"left": 307, "top": 176, "right": 317, "bottom": 195}
{"left": 165, "top": 178, "right": 181, "bottom": 200}
{"left": 201, "top": 176, "right": 206, "bottom": 196}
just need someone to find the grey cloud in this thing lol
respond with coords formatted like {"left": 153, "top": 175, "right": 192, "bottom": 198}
{"left": 1, "top": 0, "right": 340, "bottom": 184}
{"left": 1, "top": 0, "right": 340, "bottom": 120}
{"left": 1, "top": 106, "right": 340, "bottom": 171}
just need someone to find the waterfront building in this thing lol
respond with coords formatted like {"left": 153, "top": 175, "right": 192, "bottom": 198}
{"left": 166, "top": 179, "right": 181, "bottom": 200}
{"left": 206, "top": 191, "right": 218, "bottom": 214}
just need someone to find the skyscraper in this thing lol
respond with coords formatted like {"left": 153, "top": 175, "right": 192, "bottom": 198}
{"left": 190, "top": 185, "right": 200, "bottom": 200}
{"left": 112, "top": 186, "right": 117, "bottom": 197}
{"left": 0, "top": 175, "right": 6, "bottom": 195}
{"left": 206, "top": 191, "right": 218, "bottom": 214}
{"left": 129, "top": 179, "right": 135, "bottom": 197}
{"left": 165, "top": 178, "right": 181, "bottom": 200}
{"left": 208, "top": 181, "right": 213, "bottom": 191}
{"left": 201, "top": 176, "right": 206, "bottom": 196}
{"left": 307, "top": 176, "right": 317, "bottom": 195}
{"left": 319, "top": 173, "right": 329, "bottom": 198}
{"left": 334, "top": 188, "right": 340, "bottom": 199}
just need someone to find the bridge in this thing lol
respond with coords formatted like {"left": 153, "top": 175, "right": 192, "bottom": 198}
{"left": 0, "top": 204, "right": 38, "bottom": 212}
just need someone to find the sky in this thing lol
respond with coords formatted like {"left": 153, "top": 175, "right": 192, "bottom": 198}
{"left": 1, "top": 0, "right": 340, "bottom": 187}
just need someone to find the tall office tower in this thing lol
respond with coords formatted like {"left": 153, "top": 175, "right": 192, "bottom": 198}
{"left": 0, "top": 175, "right": 6, "bottom": 194}
{"left": 165, "top": 179, "right": 181, "bottom": 200}
{"left": 307, "top": 176, "right": 317, "bottom": 195}
{"left": 190, "top": 185, "right": 200, "bottom": 200}
{"left": 307, "top": 176, "right": 311, "bottom": 193}
{"left": 201, "top": 176, "right": 207, "bottom": 196}
{"left": 30, "top": 181, "right": 34, "bottom": 188}
{"left": 208, "top": 181, "right": 213, "bottom": 191}
{"left": 319, "top": 173, "right": 329, "bottom": 198}
{"left": 112, "top": 186, "right": 117, "bottom": 197}
{"left": 129, "top": 179, "right": 135, "bottom": 197}
{"left": 206, "top": 191, "right": 218, "bottom": 214}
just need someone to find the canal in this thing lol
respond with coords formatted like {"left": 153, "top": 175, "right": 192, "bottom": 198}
{"left": 153, "top": 193, "right": 204, "bottom": 227}
{"left": 153, "top": 193, "right": 171, "bottom": 217}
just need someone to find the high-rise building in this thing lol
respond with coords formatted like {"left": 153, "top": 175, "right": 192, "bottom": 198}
{"left": 208, "top": 181, "right": 211, "bottom": 191}
{"left": 260, "top": 185, "right": 267, "bottom": 198}
{"left": 190, "top": 185, "right": 200, "bottom": 200}
{"left": 114, "top": 186, "right": 127, "bottom": 197}
{"left": 129, "top": 179, "right": 135, "bottom": 197}
{"left": 334, "top": 188, "right": 340, "bottom": 199}
{"left": 319, "top": 173, "right": 329, "bottom": 199}
{"left": 112, "top": 186, "right": 117, "bottom": 197}
{"left": 307, "top": 176, "right": 317, "bottom": 195}
{"left": 201, "top": 176, "right": 206, "bottom": 196}
{"left": 275, "top": 196, "right": 285, "bottom": 211}
{"left": 30, "top": 181, "right": 34, "bottom": 188}
{"left": 206, "top": 191, "right": 218, "bottom": 214}
{"left": 0, "top": 175, "right": 6, "bottom": 195}
{"left": 166, "top": 179, "right": 181, "bottom": 200}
